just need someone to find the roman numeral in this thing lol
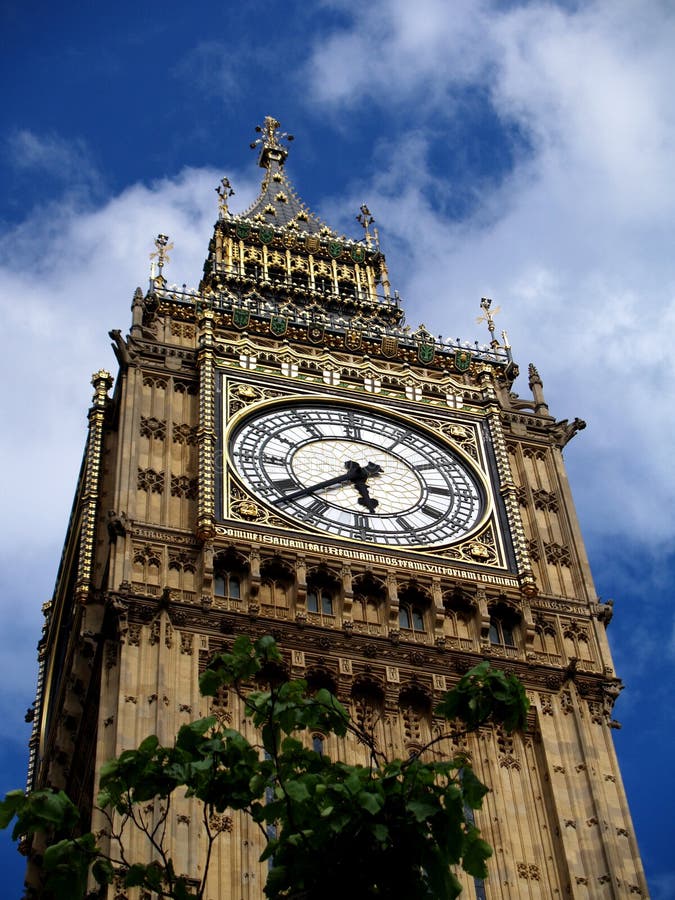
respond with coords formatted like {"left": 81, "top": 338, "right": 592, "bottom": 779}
{"left": 302, "top": 498, "right": 329, "bottom": 516}
{"left": 427, "top": 485, "right": 451, "bottom": 496}
{"left": 420, "top": 504, "right": 443, "bottom": 520}
{"left": 274, "top": 478, "right": 297, "bottom": 492}
{"left": 263, "top": 453, "right": 286, "bottom": 465}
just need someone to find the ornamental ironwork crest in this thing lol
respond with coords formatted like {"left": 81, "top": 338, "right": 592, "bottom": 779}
{"left": 454, "top": 349, "right": 472, "bottom": 372}
{"left": 232, "top": 307, "right": 250, "bottom": 329}
{"left": 235, "top": 222, "right": 251, "bottom": 239}
{"left": 381, "top": 336, "right": 398, "bottom": 358}
{"left": 258, "top": 225, "right": 275, "bottom": 244}
{"left": 308, "top": 324, "right": 325, "bottom": 344}
{"left": 418, "top": 341, "right": 435, "bottom": 364}
{"left": 328, "top": 240, "right": 343, "bottom": 259}
{"left": 345, "top": 328, "right": 362, "bottom": 351}
{"left": 270, "top": 315, "right": 288, "bottom": 336}
{"left": 305, "top": 235, "right": 321, "bottom": 253}
{"left": 350, "top": 245, "right": 366, "bottom": 264}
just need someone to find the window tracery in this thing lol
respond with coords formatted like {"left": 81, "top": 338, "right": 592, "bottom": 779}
{"left": 397, "top": 582, "right": 430, "bottom": 637}
{"left": 352, "top": 573, "right": 387, "bottom": 633}
{"left": 259, "top": 557, "right": 294, "bottom": 618}
{"left": 214, "top": 548, "right": 249, "bottom": 603}
{"left": 488, "top": 601, "right": 520, "bottom": 650}
{"left": 306, "top": 566, "right": 340, "bottom": 623}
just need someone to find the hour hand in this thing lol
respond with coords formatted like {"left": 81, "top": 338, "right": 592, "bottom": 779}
{"left": 354, "top": 481, "right": 379, "bottom": 512}
{"left": 345, "top": 461, "right": 382, "bottom": 512}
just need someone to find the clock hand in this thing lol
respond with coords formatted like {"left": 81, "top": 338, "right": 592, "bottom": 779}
{"left": 276, "top": 460, "right": 382, "bottom": 505}
{"left": 345, "top": 461, "right": 381, "bottom": 513}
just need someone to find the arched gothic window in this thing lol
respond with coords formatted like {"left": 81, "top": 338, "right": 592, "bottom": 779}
{"left": 442, "top": 586, "right": 476, "bottom": 645}
{"left": 399, "top": 605, "right": 425, "bottom": 631}
{"left": 214, "top": 548, "right": 248, "bottom": 601}
{"left": 397, "top": 582, "right": 430, "bottom": 635}
{"left": 307, "top": 587, "right": 333, "bottom": 615}
{"left": 352, "top": 573, "right": 387, "bottom": 631}
{"left": 259, "top": 557, "right": 295, "bottom": 618}
{"left": 488, "top": 601, "right": 520, "bottom": 649}
{"left": 306, "top": 567, "right": 340, "bottom": 622}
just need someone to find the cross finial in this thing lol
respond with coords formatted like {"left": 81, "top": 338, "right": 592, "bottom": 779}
{"left": 476, "top": 297, "right": 502, "bottom": 347}
{"left": 356, "top": 203, "right": 375, "bottom": 248}
{"left": 150, "top": 233, "right": 173, "bottom": 279}
{"left": 250, "top": 116, "right": 294, "bottom": 168}
{"left": 216, "top": 177, "right": 234, "bottom": 218}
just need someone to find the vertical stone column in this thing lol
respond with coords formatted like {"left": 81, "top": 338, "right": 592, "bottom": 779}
{"left": 75, "top": 370, "right": 113, "bottom": 604}
{"left": 481, "top": 366, "right": 537, "bottom": 597}
{"left": 196, "top": 307, "right": 216, "bottom": 542}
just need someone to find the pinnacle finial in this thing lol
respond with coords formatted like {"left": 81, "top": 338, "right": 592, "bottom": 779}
{"left": 356, "top": 204, "right": 375, "bottom": 249}
{"left": 150, "top": 233, "right": 173, "bottom": 279}
{"left": 250, "top": 116, "right": 294, "bottom": 168}
{"left": 216, "top": 177, "right": 234, "bottom": 218}
{"left": 476, "top": 297, "right": 502, "bottom": 349}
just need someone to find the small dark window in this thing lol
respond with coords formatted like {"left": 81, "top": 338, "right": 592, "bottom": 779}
{"left": 215, "top": 572, "right": 240, "bottom": 598}
{"left": 307, "top": 589, "right": 333, "bottom": 615}
{"left": 400, "top": 605, "right": 425, "bottom": 632}
{"left": 489, "top": 617, "right": 516, "bottom": 647}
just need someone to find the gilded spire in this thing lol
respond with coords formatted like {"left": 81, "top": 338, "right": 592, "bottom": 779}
{"left": 476, "top": 297, "right": 501, "bottom": 349}
{"left": 238, "top": 115, "right": 326, "bottom": 233}
{"left": 150, "top": 233, "right": 173, "bottom": 279}
{"left": 250, "top": 116, "right": 294, "bottom": 169}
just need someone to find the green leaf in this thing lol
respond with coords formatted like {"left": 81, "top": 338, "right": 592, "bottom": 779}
{"left": 358, "top": 790, "right": 383, "bottom": 815}
{"left": 460, "top": 765, "right": 489, "bottom": 809}
{"left": 91, "top": 856, "right": 114, "bottom": 885}
{"left": 0, "top": 790, "right": 26, "bottom": 830}
{"left": 138, "top": 734, "right": 160, "bottom": 754}
{"left": 462, "top": 826, "right": 492, "bottom": 879}
{"left": 284, "top": 780, "right": 310, "bottom": 803}
{"left": 407, "top": 799, "right": 438, "bottom": 822}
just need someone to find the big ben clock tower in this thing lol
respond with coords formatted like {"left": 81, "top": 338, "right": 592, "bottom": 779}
{"left": 28, "top": 118, "right": 647, "bottom": 898}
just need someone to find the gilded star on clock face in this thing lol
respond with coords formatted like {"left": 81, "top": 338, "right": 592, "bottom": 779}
{"left": 228, "top": 402, "right": 486, "bottom": 548}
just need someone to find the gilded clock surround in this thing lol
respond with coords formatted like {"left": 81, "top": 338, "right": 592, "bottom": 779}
{"left": 25, "top": 117, "right": 647, "bottom": 898}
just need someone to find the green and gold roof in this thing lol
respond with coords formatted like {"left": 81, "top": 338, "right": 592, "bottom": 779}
{"left": 152, "top": 117, "right": 513, "bottom": 374}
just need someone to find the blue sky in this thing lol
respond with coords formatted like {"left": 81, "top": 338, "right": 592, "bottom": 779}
{"left": 1, "top": 0, "right": 674, "bottom": 895}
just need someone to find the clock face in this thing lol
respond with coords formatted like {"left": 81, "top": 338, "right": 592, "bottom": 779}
{"left": 227, "top": 401, "right": 486, "bottom": 548}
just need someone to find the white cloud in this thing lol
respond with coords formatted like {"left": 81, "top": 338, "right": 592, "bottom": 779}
{"left": 0, "top": 166, "right": 261, "bottom": 711}
{"left": 308, "top": 0, "right": 675, "bottom": 544}
{"left": 5, "top": 130, "right": 104, "bottom": 197}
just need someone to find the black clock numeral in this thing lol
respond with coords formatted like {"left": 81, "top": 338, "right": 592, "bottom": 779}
{"left": 274, "top": 478, "right": 297, "bottom": 492}
{"left": 352, "top": 513, "right": 370, "bottom": 538}
{"left": 427, "top": 485, "right": 451, "bottom": 496}
{"left": 345, "top": 414, "right": 361, "bottom": 440}
{"left": 262, "top": 453, "right": 286, "bottom": 465}
{"left": 299, "top": 498, "right": 330, "bottom": 517}
{"left": 420, "top": 504, "right": 443, "bottom": 520}
{"left": 292, "top": 411, "right": 323, "bottom": 439}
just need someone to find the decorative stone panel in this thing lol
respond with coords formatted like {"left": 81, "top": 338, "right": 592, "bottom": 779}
{"left": 137, "top": 468, "right": 165, "bottom": 493}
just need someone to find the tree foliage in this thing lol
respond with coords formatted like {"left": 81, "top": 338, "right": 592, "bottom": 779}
{"left": 2, "top": 635, "right": 528, "bottom": 899}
